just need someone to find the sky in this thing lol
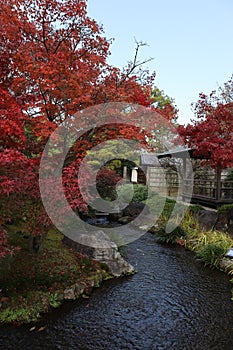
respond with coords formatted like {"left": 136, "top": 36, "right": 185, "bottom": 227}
{"left": 87, "top": 0, "right": 233, "bottom": 125}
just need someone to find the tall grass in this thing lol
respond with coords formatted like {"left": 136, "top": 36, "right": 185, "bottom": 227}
{"left": 151, "top": 200, "right": 233, "bottom": 270}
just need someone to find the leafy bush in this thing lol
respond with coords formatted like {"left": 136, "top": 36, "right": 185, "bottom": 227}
{"left": 131, "top": 184, "right": 150, "bottom": 202}
{"left": 156, "top": 226, "right": 186, "bottom": 244}
{"left": 196, "top": 240, "right": 232, "bottom": 267}
{"left": 117, "top": 183, "right": 153, "bottom": 203}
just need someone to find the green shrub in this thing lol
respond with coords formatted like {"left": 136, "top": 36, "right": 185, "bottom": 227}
{"left": 132, "top": 184, "right": 150, "bottom": 202}
{"left": 156, "top": 226, "right": 186, "bottom": 244}
{"left": 162, "top": 202, "right": 175, "bottom": 217}
{"left": 196, "top": 240, "right": 231, "bottom": 267}
{"left": 117, "top": 184, "right": 151, "bottom": 203}
{"left": 0, "top": 224, "right": 113, "bottom": 325}
{"left": 48, "top": 293, "right": 61, "bottom": 308}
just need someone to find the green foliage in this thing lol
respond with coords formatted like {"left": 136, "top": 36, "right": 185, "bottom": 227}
{"left": 116, "top": 183, "right": 146, "bottom": 203}
{"left": 151, "top": 87, "right": 174, "bottom": 109}
{"left": 156, "top": 226, "right": 186, "bottom": 244}
{"left": 0, "top": 305, "right": 40, "bottom": 324}
{"left": 80, "top": 257, "right": 95, "bottom": 272}
{"left": 131, "top": 184, "right": 150, "bottom": 202}
{"left": 180, "top": 207, "right": 233, "bottom": 256}
{"left": 0, "top": 292, "right": 43, "bottom": 324}
{"left": 0, "top": 228, "right": 81, "bottom": 294}
{"left": 0, "top": 291, "right": 61, "bottom": 324}
{"left": 196, "top": 240, "right": 231, "bottom": 267}
{"left": 153, "top": 198, "right": 233, "bottom": 269}
{"left": 86, "top": 140, "right": 140, "bottom": 170}
{"left": 187, "top": 204, "right": 204, "bottom": 216}
{"left": 99, "top": 262, "right": 110, "bottom": 272}
{"left": 107, "top": 159, "right": 122, "bottom": 170}
{"left": 180, "top": 208, "right": 233, "bottom": 268}
{"left": 179, "top": 210, "right": 199, "bottom": 241}
{"left": 48, "top": 293, "right": 61, "bottom": 308}
{"left": 116, "top": 183, "right": 158, "bottom": 204}
{"left": 162, "top": 201, "right": 175, "bottom": 216}
{"left": 217, "top": 203, "right": 233, "bottom": 214}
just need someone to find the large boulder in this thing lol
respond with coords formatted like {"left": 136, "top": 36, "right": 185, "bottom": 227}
{"left": 63, "top": 230, "right": 135, "bottom": 277}
{"left": 215, "top": 207, "right": 233, "bottom": 236}
{"left": 196, "top": 209, "right": 218, "bottom": 231}
{"left": 107, "top": 202, "right": 153, "bottom": 227}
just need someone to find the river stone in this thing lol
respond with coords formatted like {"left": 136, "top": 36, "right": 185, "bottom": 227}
{"left": 64, "top": 286, "right": 76, "bottom": 300}
{"left": 75, "top": 283, "right": 85, "bottom": 296}
{"left": 219, "top": 258, "right": 233, "bottom": 271}
{"left": 107, "top": 251, "right": 135, "bottom": 277}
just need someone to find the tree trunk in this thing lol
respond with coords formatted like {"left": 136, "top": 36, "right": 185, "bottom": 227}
{"left": 28, "top": 235, "right": 43, "bottom": 254}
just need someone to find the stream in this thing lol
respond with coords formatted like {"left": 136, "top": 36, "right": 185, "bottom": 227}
{"left": 0, "top": 232, "right": 233, "bottom": 350}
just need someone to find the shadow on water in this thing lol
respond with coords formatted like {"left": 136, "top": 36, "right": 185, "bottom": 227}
{"left": 1, "top": 232, "right": 233, "bottom": 350}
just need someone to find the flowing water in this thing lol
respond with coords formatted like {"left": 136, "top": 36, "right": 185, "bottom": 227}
{"left": 1, "top": 232, "right": 233, "bottom": 350}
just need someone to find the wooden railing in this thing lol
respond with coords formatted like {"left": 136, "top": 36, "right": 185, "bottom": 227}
{"left": 182, "top": 178, "right": 233, "bottom": 207}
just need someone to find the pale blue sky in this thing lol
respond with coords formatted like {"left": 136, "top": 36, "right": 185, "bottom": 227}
{"left": 87, "top": 0, "right": 233, "bottom": 125}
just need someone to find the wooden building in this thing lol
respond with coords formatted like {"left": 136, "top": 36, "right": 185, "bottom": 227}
{"left": 140, "top": 153, "right": 167, "bottom": 194}
{"left": 156, "top": 148, "right": 233, "bottom": 208}
{"left": 139, "top": 149, "right": 233, "bottom": 208}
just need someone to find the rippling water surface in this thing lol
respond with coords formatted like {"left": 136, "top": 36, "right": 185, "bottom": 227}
{"left": 1, "top": 233, "right": 233, "bottom": 350}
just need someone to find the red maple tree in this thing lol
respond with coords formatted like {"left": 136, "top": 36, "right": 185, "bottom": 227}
{"left": 178, "top": 78, "right": 233, "bottom": 169}
{"left": 0, "top": 0, "right": 177, "bottom": 256}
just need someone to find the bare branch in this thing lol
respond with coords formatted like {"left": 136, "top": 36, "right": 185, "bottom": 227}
{"left": 117, "top": 39, "right": 154, "bottom": 87}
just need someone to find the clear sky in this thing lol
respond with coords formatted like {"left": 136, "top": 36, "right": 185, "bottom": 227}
{"left": 87, "top": 0, "right": 233, "bottom": 125}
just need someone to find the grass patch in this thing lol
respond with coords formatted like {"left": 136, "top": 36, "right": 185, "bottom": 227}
{"left": 0, "top": 225, "right": 112, "bottom": 324}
